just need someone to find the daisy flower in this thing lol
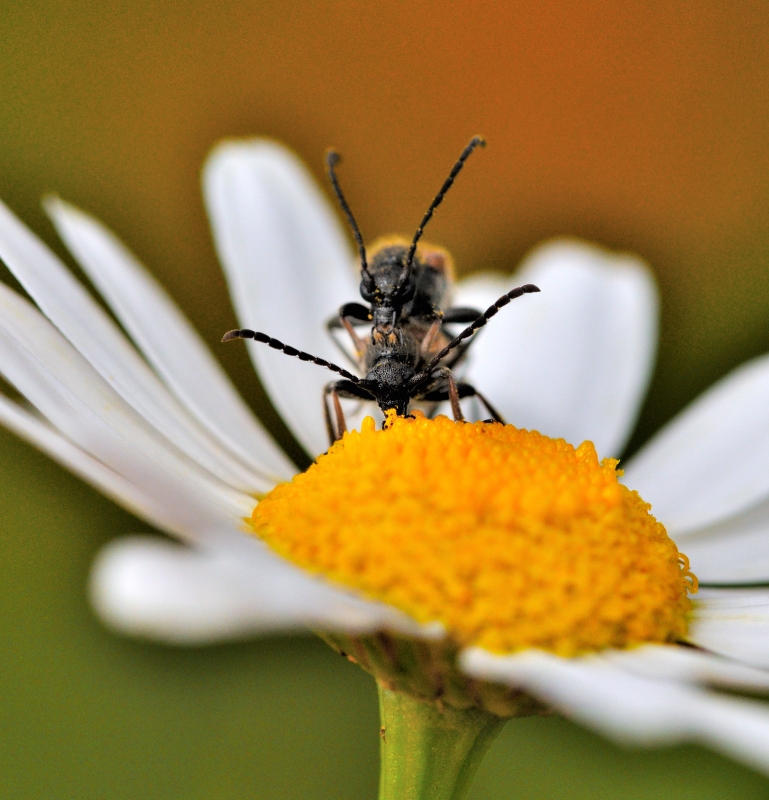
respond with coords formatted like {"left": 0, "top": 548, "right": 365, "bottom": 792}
{"left": 2, "top": 139, "right": 769, "bottom": 796}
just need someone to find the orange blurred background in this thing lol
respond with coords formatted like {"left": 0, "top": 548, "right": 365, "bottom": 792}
{"left": 3, "top": 0, "right": 769, "bottom": 453}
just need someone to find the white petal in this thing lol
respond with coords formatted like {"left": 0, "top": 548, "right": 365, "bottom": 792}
{"left": 601, "top": 643, "right": 769, "bottom": 692}
{"left": 0, "top": 393, "right": 178, "bottom": 532}
{"left": 460, "top": 647, "right": 769, "bottom": 774}
{"left": 203, "top": 139, "right": 359, "bottom": 458}
{"left": 673, "top": 496, "right": 769, "bottom": 583}
{"left": 623, "top": 353, "right": 769, "bottom": 535}
{"left": 0, "top": 390, "right": 255, "bottom": 558}
{"left": 0, "top": 198, "right": 274, "bottom": 493}
{"left": 45, "top": 196, "right": 294, "bottom": 482}
{"left": 454, "top": 239, "right": 657, "bottom": 458}
{"left": 0, "top": 284, "right": 255, "bottom": 534}
{"left": 460, "top": 648, "right": 694, "bottom": 744}
{"left": 1, "top": 367, "right": 250, "bottom": 556}
{"left": 0, "top": 331, "right": 437, "bottom": 642}
{"left": 91, "top": 535, "right": 444, "bottom": 644}
{"left": 690, "top": 588, "right": 769, "bottom": 669}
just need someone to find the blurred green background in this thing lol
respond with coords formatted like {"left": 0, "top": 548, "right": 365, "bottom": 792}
{"left": 2, "top": 1, "right": 769, "bottom": 797}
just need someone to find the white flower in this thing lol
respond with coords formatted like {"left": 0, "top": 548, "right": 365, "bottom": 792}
{"left": 1, "top": 139, "right": 769, "bottom": 773}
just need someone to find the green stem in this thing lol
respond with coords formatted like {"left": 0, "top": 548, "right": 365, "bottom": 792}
{"left": 377, "top": 683, "right": 506, "bottom": 800}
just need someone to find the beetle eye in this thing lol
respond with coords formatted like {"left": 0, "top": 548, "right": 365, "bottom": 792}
{"left": 360, "top": 277, "right": 375, "bottom": 302}
{"left": 396, "top": 279, "right": 416, "bottom": 303}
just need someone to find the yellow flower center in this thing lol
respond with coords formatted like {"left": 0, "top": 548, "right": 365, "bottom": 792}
{"left": 251, "top": 412, "right": 696, "bottom": 657}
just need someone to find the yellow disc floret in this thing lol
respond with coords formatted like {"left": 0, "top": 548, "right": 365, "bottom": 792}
{"left": 251, "top": 412, "right": 695, "bottom": 656}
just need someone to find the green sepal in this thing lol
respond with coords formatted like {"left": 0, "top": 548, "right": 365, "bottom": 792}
{"left": 319, "top": 631, "right": 547, "bottom": 717}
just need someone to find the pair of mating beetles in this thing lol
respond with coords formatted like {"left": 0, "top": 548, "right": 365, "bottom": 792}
{"left": 223, "top": 137, "right": 540, "bottom": 444}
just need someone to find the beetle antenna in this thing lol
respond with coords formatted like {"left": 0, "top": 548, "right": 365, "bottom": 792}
{"left": 404, "top": 136, "right": 486, "bottom": 277}
{"left": 222, "top": 328, "right": 361, "bottom": 382}
{"left": 325, "top": 150, "right": 369, "bottom": 277}
{"left": 411, "top": 283, "right": 540, "bottom": 391}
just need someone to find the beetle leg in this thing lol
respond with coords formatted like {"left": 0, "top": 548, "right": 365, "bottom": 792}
{"left": 447, "top": 372, "right": 464, "bottom": 421}
{"left": 442, "top": 306, "right": 483, "bottom": 324}
{"left": 341, "top": 315, "right": 367, "bottom": 357}
{"left": 331, "top": 387, "right": 347, "bottom": 439}
{"left": 418, "top": 378, "right": 506, "bottom": 425}
{"left": 420, "top": 318, "right": 443, "bottom": 359}
{"left": 323, "top": 385, "right": 349, "bottom": 444}
{"left": 469, "top": 387, "right": 506, "bottom": 424}
{"left": 326, "top": 304, "right": 370, "bottom": 368}
{"left": 323, "top": 380, "right": 376, "bottom": 444}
